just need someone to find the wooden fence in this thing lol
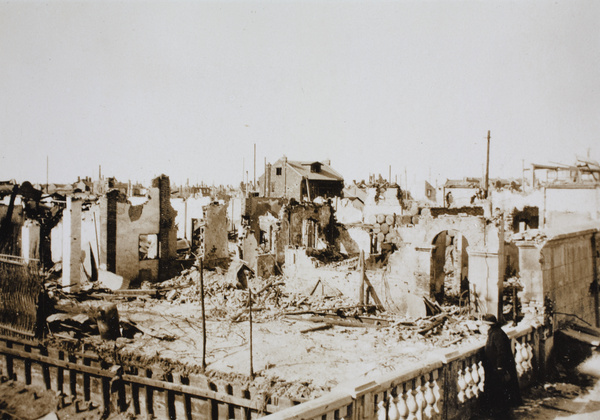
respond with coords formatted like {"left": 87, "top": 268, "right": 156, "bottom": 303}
{"left": 0, "top": 334, "right": 293, "bottom": 419}
{"left": 0, "top": 255, "right": 43, "bottom": 338}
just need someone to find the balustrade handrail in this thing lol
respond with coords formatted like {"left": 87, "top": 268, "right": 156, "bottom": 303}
{"left": 261, "top": 321, "right": 543, "bottom": 419}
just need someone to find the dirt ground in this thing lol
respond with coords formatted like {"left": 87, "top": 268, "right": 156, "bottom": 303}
{"left": 95, "top": 267, "right": 485, "bottom": 400}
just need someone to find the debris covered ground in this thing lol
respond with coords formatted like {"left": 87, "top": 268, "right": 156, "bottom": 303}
{"left": 43, "top": 263, "right": 490, "bottom": 403}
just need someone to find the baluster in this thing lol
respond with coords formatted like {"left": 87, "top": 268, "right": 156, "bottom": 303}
{"left": 521, "top": 342, "right": 531, "bottom": 371}
{"left": 424, "top": 379, "right": 435, "bottom": 418}
{"left": 526, "top": 343, "right": 534, "bottom": 370}
{"left": 388, "top": 394, "right": 400, "bottom": 420}
{"left": 514, "top": 342, "right": 523, "bottom": 376}
{"left": 415, "top": 379, "right": 425, "bottom": 420}
{"left": 471, "top": 362, "right": 480, "bottom": 397}
{"left": 432, "top": 375, "right": 441, "bottom": 414}
{"left": 423, "top": 379, "right": 435, "bottom": 419}
{"left": 406, "top": 387, "right": 418, "bottom": 420}
{"left": 478, "top": 362, "right": 485, "bottom": 393}
{"left": 457, "top": 369, "right": 466, "bottom": 403}
{"left": 464, "top": 365, "right": 473, "bottom": 399}
{"left": 397, "top": 389, "right": 409, "bottom": 420}
{"left": 377, "top": 400, "right": 387, "bottom": 420}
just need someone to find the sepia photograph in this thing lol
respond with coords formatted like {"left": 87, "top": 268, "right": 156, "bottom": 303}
{"left": 1, "top": 1, "right": 599, "bottom": 418}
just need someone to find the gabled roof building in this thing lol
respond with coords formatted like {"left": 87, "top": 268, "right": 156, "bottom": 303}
{"left": 258, "top": 156, "right": 344, "bottom": 201}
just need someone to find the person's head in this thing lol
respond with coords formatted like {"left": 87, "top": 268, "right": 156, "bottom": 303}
{"left": 480, "top": 313, "right": 498, "bottom": 334}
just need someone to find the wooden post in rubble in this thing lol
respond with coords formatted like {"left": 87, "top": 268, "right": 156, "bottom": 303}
{"left": 248, "top": 288, "right": 254, "bottom": 379}
{"left": 199, "top": 258, "right": 207, "bottom": 371}
{"left": 359, "top": 250, "right": 365, "bottom": 305}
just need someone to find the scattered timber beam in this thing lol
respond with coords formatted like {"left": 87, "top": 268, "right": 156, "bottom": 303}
{"left": 285, "top": 314, "right": 390, "bottom": 328}
{"left": 363, "top": 276, "right": 384, "bottom": 311}
{"left": 300, "top": 324, "right": 333, "bottom": 334}
{"left": 114, "top": 289, "right": 158, "bottom": 297}
{"left": 418, "top": 314, "right": 448, "bottom": 335}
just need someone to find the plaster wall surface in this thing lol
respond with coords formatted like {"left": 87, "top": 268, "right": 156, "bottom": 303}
{"left": 20, "top": 220, "right": 40, "bottom": 261}
{"left": 50, "top": 220, "right": 62, "bottom": 264}
{"left": 338, "top": 227, "right": 369, "bottom": 255}
{"left": 545, "top": 187, "right": 599, "bottom": 216}
{"left": 516, "top": 227, "right": 600, "bottom": 327}
{"left": 203, "top": 203, "right": 229, "bottom": 261}
{"left": 280, "top": 203, "right": 335, "bottom": 250}
{"left": 392, "top": 214, "right": 504, "bottom": 316}
{"left": 541, "top": 231, "right": 597, "bottom": 326}
{"left": 260, "top": 163, "right": 303, "bottom": 200}
{"left": 227, "top": 196, "right": 243, "bottom": 232}
{"left": 383, "top": 245, "right": 430, "bottom": 316}
{"left": 171, "top": 196, "right": 212, "bottom": 240}
{"left": 62, "top": 198, "right": 82, "bottom": 292}
{"left": 444, "top": 187, "right": 478, "bottom": 208}
{"left": 362, "top": 187, "right": 403, "bottom": 220}
{"left": 492, "top": 189, "right": 543, "bottom": 212}
{"left": 102, "top": 189, "right": 160, "bottom": 286}
{"left": 334, "top": 198, "right": 363, "bottom": 224}
{"left": 283, "top": 247, "right": 357, "bottom": 297}
{"left": 80, "top": 203, "right": 101, "bottom": 279}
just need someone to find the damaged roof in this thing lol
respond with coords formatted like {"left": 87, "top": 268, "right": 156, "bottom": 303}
{"left": 277, "top": 159, "right": 344, "bottom": 182}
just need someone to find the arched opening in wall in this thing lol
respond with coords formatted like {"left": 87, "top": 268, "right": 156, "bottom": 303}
{"left": 431, "top": 230, "right": 469, "bottom": 306}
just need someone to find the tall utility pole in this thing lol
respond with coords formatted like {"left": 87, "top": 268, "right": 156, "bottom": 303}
{"left": 199, "top": 259, "right": 206, "bottom": 371}
{"left": 484, "top": 130, "right": 491, "bottom": 198}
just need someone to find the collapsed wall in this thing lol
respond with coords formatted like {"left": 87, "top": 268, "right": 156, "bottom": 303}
{"left": 98, "top": 175, "right": 178, "bottom": 286}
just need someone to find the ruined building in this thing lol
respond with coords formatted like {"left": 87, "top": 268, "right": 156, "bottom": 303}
{"left": 97, "top": 175, "right": 178, "bottom": 286}
{"left": 258, "top": 156, "right": 344, "bottom": 201}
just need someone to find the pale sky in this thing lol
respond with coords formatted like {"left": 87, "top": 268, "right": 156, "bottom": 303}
{"left": 1, "top": 0, "right": 599, "bottom": 189}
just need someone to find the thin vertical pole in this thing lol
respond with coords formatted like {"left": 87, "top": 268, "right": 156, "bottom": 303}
{"left": 200, "top": 259, "right": 207, "bottom": 371}
{"left": 359, "top": 250, "right": 365, "bottom": 305}
{"left": 248, "top": 288, "right": 254, "bottom": 379}
{"left": 484, "top": 130, "right": 490, "bottom": 198}
{"left": 253, "top": 143, "right": 256, "bottom": 191}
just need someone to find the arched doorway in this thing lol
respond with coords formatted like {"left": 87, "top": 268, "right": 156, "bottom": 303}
{"left": 431, "top": 230, "right": 469, "bottom": 305}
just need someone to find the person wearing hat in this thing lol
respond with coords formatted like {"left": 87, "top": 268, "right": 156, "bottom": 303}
{"left": 480, "top": 314, "right": 522, "bottom": 418}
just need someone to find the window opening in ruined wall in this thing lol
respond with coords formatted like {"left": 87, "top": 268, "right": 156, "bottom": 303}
{"left": 139, "top": 234, "right": 158, "bottom": 260}
{"left": 302, "top": 219, "right": 318, "bottom": 248}
{"left": 431, "top": 230, "right": 469, "bottom": 306}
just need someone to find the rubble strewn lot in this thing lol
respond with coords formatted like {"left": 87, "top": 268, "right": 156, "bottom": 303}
{"left": 44, "top": 264, "right": 489, "bottom": 402}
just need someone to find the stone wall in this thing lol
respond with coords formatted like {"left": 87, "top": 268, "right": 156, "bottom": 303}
{"left": 280, "top": 202, "right": 336, "bottom": 251}
{"left": 542, "top": 231, "right": 597, "bottom": 325}
{"left": 516, "top": 226, "right": 600, "bottom": 327}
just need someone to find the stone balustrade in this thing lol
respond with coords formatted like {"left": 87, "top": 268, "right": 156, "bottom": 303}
{"left": 262, "top": 322, "right": 546, "bottom": 420}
